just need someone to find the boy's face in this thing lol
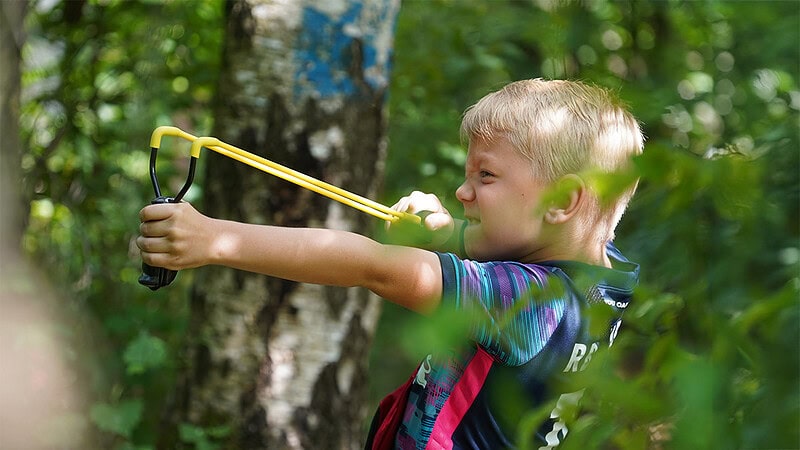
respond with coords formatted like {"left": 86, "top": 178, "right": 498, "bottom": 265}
{"left": 456, "top": 136, "right": 553, "bottom": 262}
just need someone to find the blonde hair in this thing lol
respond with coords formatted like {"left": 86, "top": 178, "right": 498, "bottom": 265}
{"left": 460, "top": 78, "right": 644, "bottom": 241}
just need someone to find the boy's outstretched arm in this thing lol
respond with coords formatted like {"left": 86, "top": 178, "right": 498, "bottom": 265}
{"left": 137, "top": 202, "right": 442, "bottom": 314}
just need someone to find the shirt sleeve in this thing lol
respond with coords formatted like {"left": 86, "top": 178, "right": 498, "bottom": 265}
{"left": 437, "top": 252, "right": 567, "bottom": 367}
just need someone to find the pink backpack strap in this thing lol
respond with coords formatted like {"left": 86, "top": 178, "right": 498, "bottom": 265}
{"left": 426, "top": 348, "right": 495, "bottom": 449}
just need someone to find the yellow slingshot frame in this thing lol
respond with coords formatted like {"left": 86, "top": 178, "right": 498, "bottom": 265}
{"left": 149, "top": 126, "right": 421, "bottom": 225}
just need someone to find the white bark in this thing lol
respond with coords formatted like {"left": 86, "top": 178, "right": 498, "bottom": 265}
{"left": 165, "top": 1, "right": 400, "bottom": 448}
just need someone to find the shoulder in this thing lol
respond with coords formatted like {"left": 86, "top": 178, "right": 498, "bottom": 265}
{"left": 437, "top": 253, "right": 563, "bottom": 282}
{"left": 436, "top": 253, "right": 575, "bottom": 307}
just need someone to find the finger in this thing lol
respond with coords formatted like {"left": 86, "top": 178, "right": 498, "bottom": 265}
{"left": 141, "top": 201, "right": 193, "bottom": 222}
{"left": 139, "top": 220, "right": 172, "bottom": 238}
{"left": 400, "top": 192, "right": 432, "bottom": 214}
{"left": 138, "top": 234, "right": 190, "bottom": 271}
{"left": 139, "top": 250, "right": 178, "bottom": 271}
{"left": 414, "top": 192, "right": 443, "bottom": 212}
{"left": 384, "top": 197, "right": 408, "bottom": 230}
{"left": 407, "top": 191, "right": 429, "bottom": 206}
{"left": 139, "top": 203, "right": 177, "bottom": 222}
{"left": 391, "top": 196, "right": 411, "bottom": 213}
{"left": 387, "top": 197, "right": 411, "bottom": 230}
{"left": 424, "top": 212, "right": 452, "bottom": 231}
{"left": 136, "top": 235, "right": 173, "bottom": 254}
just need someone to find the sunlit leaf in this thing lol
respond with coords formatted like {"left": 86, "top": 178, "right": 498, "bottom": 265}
{"left": 123, "top": 331, "right": 167, "bottom": 375}
{"left": 89, "top": 399, "right": 143, "bottom": 438}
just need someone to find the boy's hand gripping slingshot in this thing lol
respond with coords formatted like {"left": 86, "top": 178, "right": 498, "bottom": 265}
{"left": 139, "top": 126, "right": 423, "bottom": 290}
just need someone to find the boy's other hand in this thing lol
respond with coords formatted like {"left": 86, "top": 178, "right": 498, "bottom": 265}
{"left": 387, "top": 191, "right": 455, "bottom": 249}
{"left": 137, "top": 202, "right": 217, "bottom": 271}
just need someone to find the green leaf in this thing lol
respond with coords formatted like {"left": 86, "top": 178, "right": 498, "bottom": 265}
{"left": 89, "top": 399, "right": 144, "bottom": 438}
{"left": 178, "top": 423, "right": 206, "bottom": 443}
{"left": 206, "top": 425, "right": 232, "bottom": 439}
{"left": 123, "top": 331, "right": 167, "bottom": 375}
{"left": 179, "top": 423, "right": 222, "bottom": 450}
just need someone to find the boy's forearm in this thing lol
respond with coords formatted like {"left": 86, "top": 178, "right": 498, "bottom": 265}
{"left": 208, "top": 219, "right": 443, "bottom": 313}
{"left": 211, "top": 220, "right": 374, "bottom": 285}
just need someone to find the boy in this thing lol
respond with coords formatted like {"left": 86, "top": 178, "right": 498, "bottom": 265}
{"left": 138, "top": 79, "right": 643, "bottom": 449}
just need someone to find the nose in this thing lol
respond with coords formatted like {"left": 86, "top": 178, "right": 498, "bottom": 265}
{"left": 455, "top": 180, "right": 474, "bottom": 204}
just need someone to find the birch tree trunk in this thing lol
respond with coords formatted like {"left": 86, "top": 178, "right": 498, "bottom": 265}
{"left": 161, "top": 1, "right": 400, "bottom": 448}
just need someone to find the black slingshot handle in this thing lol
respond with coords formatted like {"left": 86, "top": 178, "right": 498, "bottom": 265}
{"left": 138, "top": 196, "right": 179, "bottom": 290}
{"left": 138, "top": 144, "right": 197, "bottom": 291}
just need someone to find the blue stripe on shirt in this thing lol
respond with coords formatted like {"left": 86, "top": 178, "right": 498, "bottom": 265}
{"left": 439, "top": 253, "right": 566, "bottom": 366}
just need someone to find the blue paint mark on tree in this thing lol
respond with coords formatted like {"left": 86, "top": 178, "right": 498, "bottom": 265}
{"left": 295, "top": 1, "right": 393, "bottom": 99}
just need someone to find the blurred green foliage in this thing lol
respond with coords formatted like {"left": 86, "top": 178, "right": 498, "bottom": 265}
{"left": 375, "top": 0, "right": 799, "bottom": 448}
{"left": 19, "top": 0, "right": 798, "bottom": 448}
{"left": 21, "top": 0, "right": 223, "bottom": 447}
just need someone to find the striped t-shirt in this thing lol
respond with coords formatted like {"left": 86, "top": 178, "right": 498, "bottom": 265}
{"left": 392, "top": 245, "right": 638, "bottom": 449}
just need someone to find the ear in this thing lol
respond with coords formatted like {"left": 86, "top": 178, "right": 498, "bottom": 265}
{"left": 544, "top": 174, "right": 585, "bottom": 224}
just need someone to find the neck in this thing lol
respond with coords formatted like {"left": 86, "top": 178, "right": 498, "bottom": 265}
{"left": 587, "top": 242, "right": 612, "bottom": 268}
{"left": 536, "top": 242, "right": 610, "bottom": 267}
{"left": 526, "top": 224, "right": 611, "bottom": 268}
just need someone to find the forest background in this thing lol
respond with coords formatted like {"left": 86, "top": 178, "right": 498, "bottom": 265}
{"left": 2, "top": 0, "right": 798, "bottom": 449}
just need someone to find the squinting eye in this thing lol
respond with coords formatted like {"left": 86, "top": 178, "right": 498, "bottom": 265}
{"left": 479, "top": 171, "right": 493, "bottom": 178}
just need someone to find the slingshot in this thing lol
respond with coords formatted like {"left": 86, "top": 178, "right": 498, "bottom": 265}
{"left": 139, "top": 126, "right": 421, "bottom": 290}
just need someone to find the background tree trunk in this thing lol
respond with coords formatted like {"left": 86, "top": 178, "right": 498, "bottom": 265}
{"left": 1, "top": 0, "right": 27, "bottom": 253}
{"left": 162, "top": 1, "right": 400, "bottom": 448}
